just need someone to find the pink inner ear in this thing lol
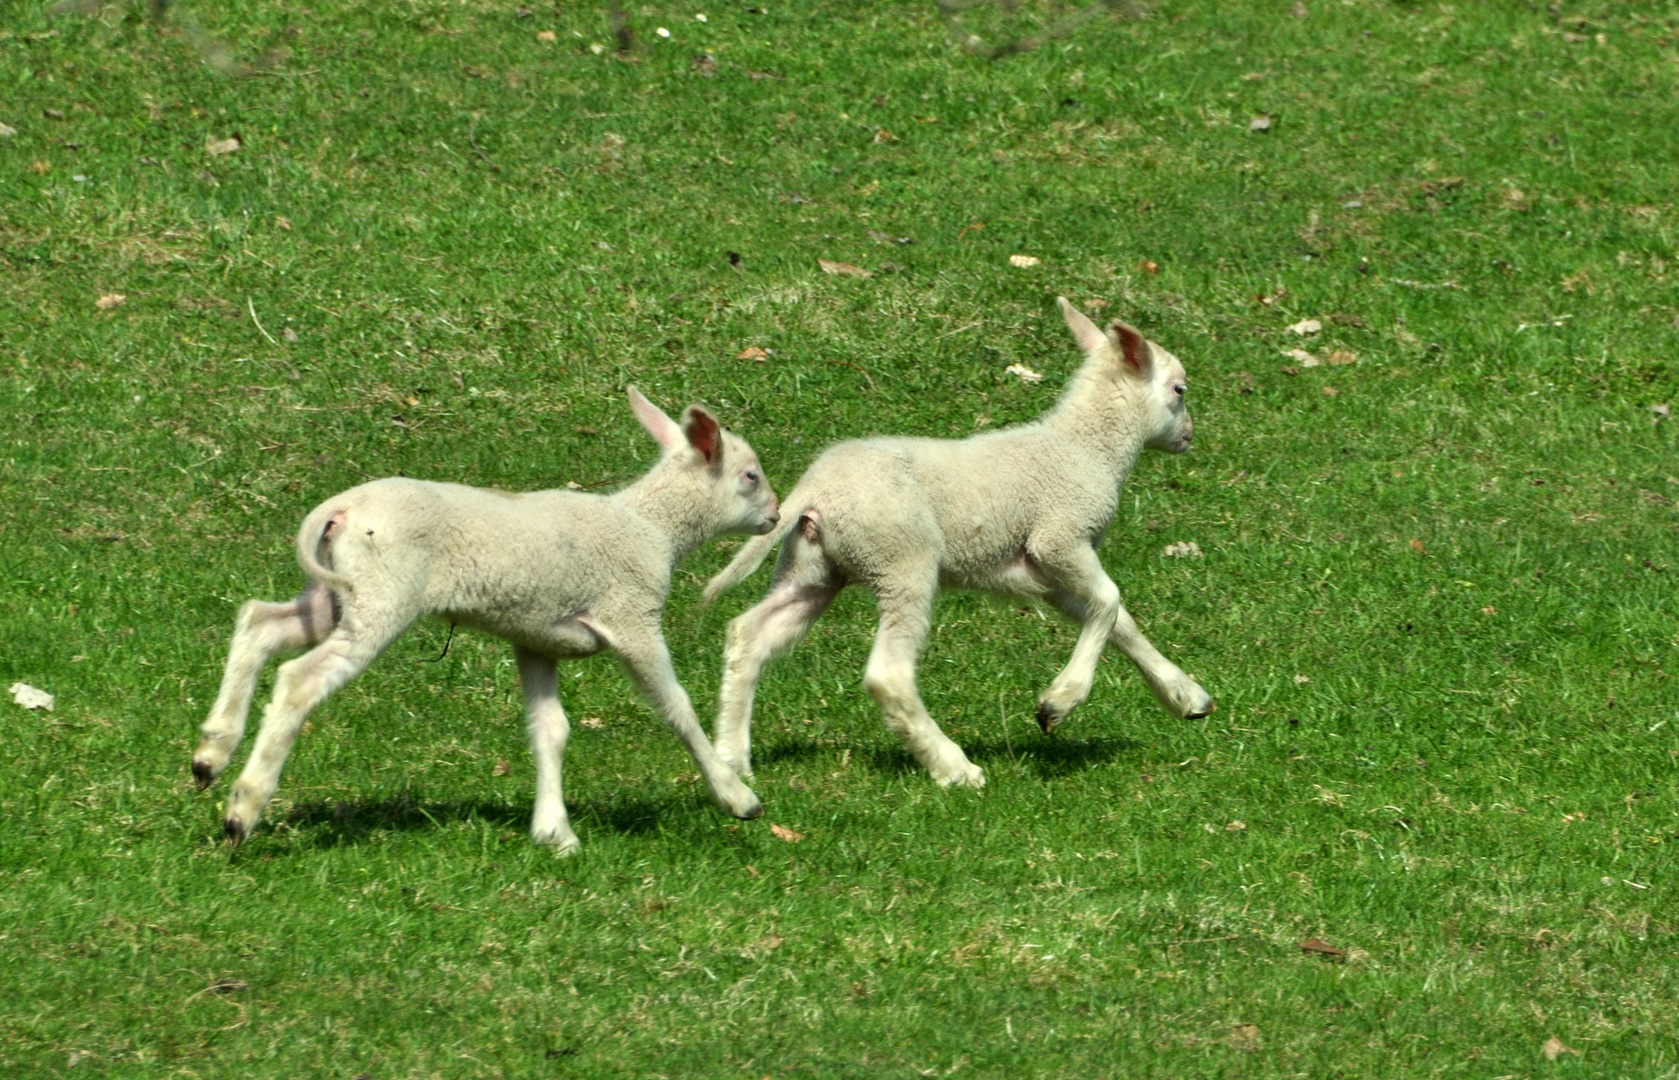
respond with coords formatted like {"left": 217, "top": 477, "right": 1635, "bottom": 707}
{"left": 1111, "top": 321, "right": 1147, "bottom": 373}
{"left": 684, "top": 410, "right": 720, "bottom": 462}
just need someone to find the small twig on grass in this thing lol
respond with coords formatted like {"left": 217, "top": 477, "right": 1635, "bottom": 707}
{"left": 468, "top": 120, "right": 500, "bottom": 172}
{"left": 1000, "top": 691, "right": 1017, "bottom": 766}
{"left": 826, "top": 359, "right": 877, "bottom": 392}
{"left": 247, "top": 298, "right": 278, "bottom": 346}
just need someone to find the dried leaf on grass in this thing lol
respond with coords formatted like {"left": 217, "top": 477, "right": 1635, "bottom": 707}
{"left": 1005, "top": 363, "right": 1042, "bottom": 384}
{"left": 1162, "top": 540, "right": 1202, "bottom": 559}
{"left": 736, "top": 346, "right": 769, "bottom": 362}
{"left": 536, "top": 30, "right": 557, "bottom": 42}
{"left": 769, "top": 823, "right": 804, "bottom": 843}
{"left": 579, "top": 716, "right": 604, "bottom": 729}
{"left": 31, "top": 160, "right": 51, "bottom": 174}
{"left": 1410, "top": 538, "right": 1426, "bottom": 553}
{"left": 1228, "top": 1024, "right": 1261, "bottom": 1052}
{"left": 10, "top": 683, "right": 54, "bottom": 711}
{"left": 1287, "top": 318, "right": 1321, "bottom": 336}
{"left": 95, "top": 293, "right": 127, "bottom": 310}
{"left": 1298, "top": 938, "right": 1346, "bottom": 960}
{"left": 818, "top": 259, "right": 871, "bottom": 279}
{"left": 1325, "top": 349, "right": 1358, "bottom": 365}
{"left": 0, "top": 122, "right": 16, "bottom": 138}
{"left": 1322, "top": 386, "right": 1339, "bottom": 398}
{"left": 1248, "top": 114, "right": 1272, "bottom": 133}
{"left": 1542, "top": 1036, "right": 1580, "bottom": 1061}
{"left": 205, "top": 134, "right": 243, "bottom": 156}
{"left": 1008, "top": 254, "right": 1041, "bottom": 268}
{"left": 1284, "top": 348, "right": 1319, "bottom": 367}
{"left": 1138, "top": 259, "right": 1159, "bottom": 275}
{"left": 492, "top": 759, "right": 510, "bottom": 776}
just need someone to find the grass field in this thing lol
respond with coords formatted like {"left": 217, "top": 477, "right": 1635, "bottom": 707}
{"left": 3, "top": 0, "right": 1678, "bottom": 1075}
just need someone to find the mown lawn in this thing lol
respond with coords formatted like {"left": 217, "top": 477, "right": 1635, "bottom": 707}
{"left": 2, "top": 0, "right": 1677, "bottom": 1076}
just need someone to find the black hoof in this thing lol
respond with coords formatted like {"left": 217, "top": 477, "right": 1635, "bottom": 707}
{"left": 1035, "top": 700, "right": 1062, "bottom": 734}
{"left": 1185, "top": 700, "right": 1216, "bottom": 720}
{"left": 742, "top": 801, "right": 764, "bottom": 821}
{"left": 192, "top": 760, "right": 216, "bottom": 790}
{"left": 223, "top": 817, "right": 248, "bottom": 847}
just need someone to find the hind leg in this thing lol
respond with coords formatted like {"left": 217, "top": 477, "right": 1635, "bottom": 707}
{"left": 222, "top": 613, "right": 404, "bottom": 844}
{"left": 862, "top": 574, "right": 984, "bottom": 788}
{"left": 194, "top": 586, "right": 338, "bottom": 788}
{"left": 515, "top": 648, "right": 580, "bottom": 854}
{"left": 715, "top": 536, "right": 840, "bottom": 777}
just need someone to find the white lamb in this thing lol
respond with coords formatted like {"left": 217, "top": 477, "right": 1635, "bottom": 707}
{"left": 193, "top": 388, "right": 778, "bottom": 853}
{"left": 703, "top": 298, "right": 1214, "bottom": 788}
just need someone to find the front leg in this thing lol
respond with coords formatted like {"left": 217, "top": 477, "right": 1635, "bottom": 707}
{"left": 611, "top": 624, "right": 764, "bottom": 820}
{"left": 514, "top": 648, "right": 580, "bottom": 855}
{"left": 1046, "top": 584, "right": 1214, "bottom": 725}
{"left": 1032, "top": 544, "right": 1122, "bottom": 733}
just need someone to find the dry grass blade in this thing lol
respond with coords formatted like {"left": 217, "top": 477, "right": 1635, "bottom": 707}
{"left": 818, "top": 259, "right": 872, "bottom": 279}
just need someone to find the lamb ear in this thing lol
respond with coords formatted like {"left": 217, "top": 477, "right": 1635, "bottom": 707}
{"left": 1107, "top": 319, "right": 1153, "bottom": 378}
{"left": 1058, "top": 296, "right": 1108, "bottom": 355}
{"left": 681, "top": 406, "right": 722, "bottom": 468}
{"left": 627, "top": 386, "right": 684, "bottom": 451}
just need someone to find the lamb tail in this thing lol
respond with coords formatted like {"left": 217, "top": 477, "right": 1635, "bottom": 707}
{"left": 702, "top": 511, "right": 800, "bottom": 607}
{"left": 294, "top": 501, "right": 355, "bottom": 593}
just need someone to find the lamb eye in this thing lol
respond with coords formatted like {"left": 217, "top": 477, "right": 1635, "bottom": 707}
{"left": 744, "top": 469, "right": 759, "bottom": 483}
{"left": 1173, "top": 384, "right": 1186, "bottom": 397}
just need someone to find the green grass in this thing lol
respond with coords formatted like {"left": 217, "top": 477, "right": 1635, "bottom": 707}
{"left": 3, "top": 0, "right": 1679, "bottom": 1075}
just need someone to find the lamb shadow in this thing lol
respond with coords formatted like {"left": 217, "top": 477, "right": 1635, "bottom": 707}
{"left": 753, "top": 731, "right": 1141, "bottom": 779}
{"left": 279, "top": 791, "right": 690, "bottom": 847}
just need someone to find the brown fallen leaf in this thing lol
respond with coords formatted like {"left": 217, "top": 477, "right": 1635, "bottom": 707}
{"left": 871, "top": 129, "right": 895, "bottom": 144}
{"left": 536, "top": 29, "right": 557, "bottom": 42}
{"left": 1321, "top": 386, "right": 1339, "bottom": 398}
{"left": 818, "top": 259, "right": 871, "bottom": 279}
{"left": 30, "top": 160, "right": 51, "bottom": 174}
{"left": 1325, "top": 349, "right": 1358, "bottom": 365}
{"left": 1229, "top": 1024, "right": 1261, "bottom": 1052}
{"left": 1248, "top": 114, "right": 1273, "bottom": 133}
{"left": 492, "top": 759, "right": 510, "bottom": 776}
{"left": 205, "top": 133, "right": 243, "bottom": 156}
{"left": 274, "top": 215, "right": 292, "bottom": 230}
{"left": 95, "top": 293, "right": 127, "bottom": 310}
{"left": 1299, "top": 938, "right": 1346, "bottom": 960}
{"left": 1084, "top": 297, "right": 1111, "bottom": 311}
{"left": 769, "top": 823, "right": 804, "bottom": 843}
{"left": 1138, "top": 258, "right": 1159, "bottom": 275}
{"left": 1225, "top": 820, "right": 1246, "bottom": 832}
{"left": 1542, "top": 1035, "right": 1579, "bottom": 1061}
{"left": 1410, "top": 538, "right": 1425, "bottom": 553}
{"left": 736, "top": 346, "right": 769, "bottom": 362}
{"left": 1481, "top": 605, "right": 1497, "bottom": 616}
{"left": 281, "top": 327, "right": 299, "bottom": 342}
